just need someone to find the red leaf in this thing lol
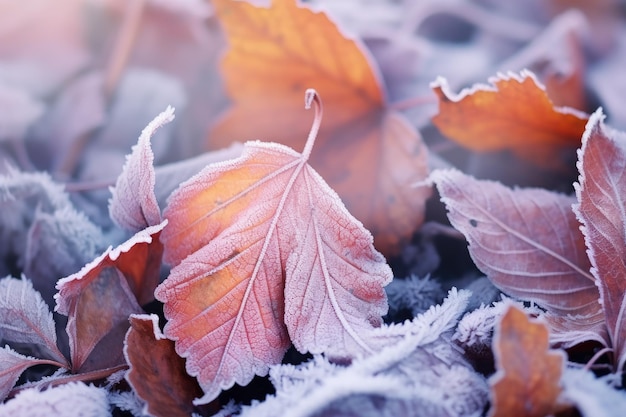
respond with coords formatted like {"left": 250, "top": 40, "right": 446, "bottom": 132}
{"left": 574, "top": 109, "right": 626, "bottom": 372}
{"left": 109, "top": 107, "right": 172, "bottom": 232}
{"left": 489, "top": 305, "right": 565, "bottom": 417}
{"left": 156, "top": 91, "right": 392, "bottom": 404}
{"left": 124, "top": 314, "right": 213, "bottom": 417}
{"left": 55, "top": 221, "right": 166, "bottom": 371}
{"left": 0, "top": 347, "right": 52, "bottom": 402}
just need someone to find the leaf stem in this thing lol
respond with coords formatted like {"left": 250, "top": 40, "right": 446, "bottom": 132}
{"left": 7, "top": 364, "right": 128, "bottom": 398}
{"left": 301, "top": 88, "right": 323, "bottom": 160}
{"left": 584, "top": 346, "right": 613, "bottom": 371}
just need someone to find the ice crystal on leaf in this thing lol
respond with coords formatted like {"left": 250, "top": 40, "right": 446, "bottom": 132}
{"left": 240, "top": 289, "right": 488, "bottom": 417}
{"left": 0, "top": 382, "right": 109, "bottom": 417}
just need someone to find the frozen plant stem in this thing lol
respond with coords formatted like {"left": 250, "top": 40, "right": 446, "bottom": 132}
{"left": 301, "top": 88, "right": 323, "bottom": 160}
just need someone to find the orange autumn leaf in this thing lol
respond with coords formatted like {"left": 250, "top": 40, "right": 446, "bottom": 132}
{"left": 156, "top": 91, "right": 393, "bottom": 404}
{"left": 431, "top": 70, "right": 588, "bottom": 169}
{"left": 489, "top": 305, "right": 565, "bottom": 417}
{"left": 209, "top": 0, "right": 430, "bottom": 254}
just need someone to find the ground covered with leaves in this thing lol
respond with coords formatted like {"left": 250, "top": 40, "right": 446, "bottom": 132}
{"left": 1, "top": 0, "right": 626, "bottom": 416}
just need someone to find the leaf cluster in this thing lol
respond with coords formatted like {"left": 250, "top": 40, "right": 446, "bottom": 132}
{"left": 2, "top": 1, "right": 626, "bottom": 417}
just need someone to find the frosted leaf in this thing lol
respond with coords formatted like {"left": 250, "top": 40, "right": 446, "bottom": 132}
{"left": 573, "top": 109, "right": 626, "bottom": 372}
{"left": 154, "top": 143, "right": 244, "bottom": 208}
{"left": 24, "top": 206, "right": 105, "bottom": 304}
{"left": 156, "top": 138, "right": 393, "bottom": 404}
{"left": 385, "top": 275, "right": 444, "bottom": 317}
{"left": 0, "top": 382, "right": 110, "bottom": 417}
{"left": 55, "top": 221, "right": 165, "bottom": 371}
{"left": 561, "top": 368, "right": 626, "bottom": 417}
{"left": 455, "top": 300, "right": 510, "bottom": 348}
{"left": 109, "top": 107, "right": 174, "bottom": 232}
{"left": 0, "top": 169, "right": 104, "bottom": 299}
{"left": 0, "top": 276, "right": 66, "bottom": 364}
{"left": 0, "top": 346, "right": 49, "bottom": 402}
{"left": 242, "top": 289, "right": 488, "bottom": 417}
{"left": 108, "top": 390, "right": 148, "bottom": 417}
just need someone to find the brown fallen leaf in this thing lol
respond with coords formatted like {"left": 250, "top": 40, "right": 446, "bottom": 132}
{"left": 431, "top": 70, "right": 588, "bottom": 170}
{"left": 124, "top": 314, "right": 213, "bottom": 417}
{"left": 574, "top": 109, "right": 626, "bottom": 373}
{"left": 156, "top": 90, "right": 393, "bottom": 404}
{"left": 209, "top": 0, "right": 430, "bottom": 254}
{"left": 489, "top": 305, "right": 565, "bottom": 417}
{"left": 55, "top": 221, "right": 166, "bottom": 372}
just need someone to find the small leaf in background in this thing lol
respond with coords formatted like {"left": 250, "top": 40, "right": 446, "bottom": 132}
{"left": 574, "top": 109, "right": 626, "bottom": 373}
{"left": 0, "top": 276, "right": 67, "bottom": 365}
{"left": 0, "top": 0, "right": 89, "bottom": 96}
{"left": 124, "top": 314, "right": 212, "bottom": 417}
{"left": 55, "top": 221, "right": 166, "bottom": 372}
{"left": 0, "top": 346, "right": 56, "bottom": 402}
{"left": 109, "top": 106, "right": 173, "bottom": 232}
{"left": 431, "top": 71, "right": 588, "bottom": 169}
{"left": 489, "top": 305, "right": 565, "bottom": 417}
{"left": 210, "top": 0, "right": 430, "bottom": 254}
{"left": 157, "top": 91, "right": 392, "bottom": 404}
{"left": 0, "top": 169, "right": 105, "bottom": 305}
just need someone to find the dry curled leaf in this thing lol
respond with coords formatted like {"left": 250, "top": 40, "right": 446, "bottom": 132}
{"left": 124, "top": 314, "right": 210, "bottom": 417}
{"left": 489, "top": 305, "right": 565, "bottom": 417}
{"left": 55, "top": 221, "right": 166, "bottom": 372}
{"left": 156, "top": 90, "right": 393, "bottom": 404}
{"left": 209, "top": 0, "right": 430, "bottom": 254}
{"left": 431, "top": 70, "right": 588, "bottom": 169}
{"left": 574, "top": 109, "right": 626, "bottom": 373}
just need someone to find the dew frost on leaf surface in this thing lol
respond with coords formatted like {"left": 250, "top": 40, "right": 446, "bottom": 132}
{"left": 2, "top": 0, "right": 626, "bottom": 415}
